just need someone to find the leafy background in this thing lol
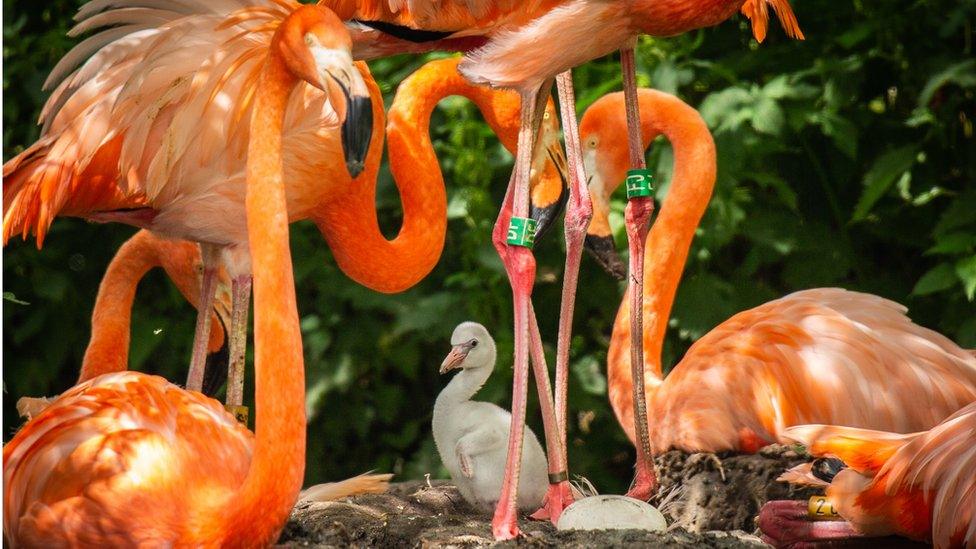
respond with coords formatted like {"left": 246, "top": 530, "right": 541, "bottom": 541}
{"left": 3, "top": 0, "right": 975, "bottom": 493}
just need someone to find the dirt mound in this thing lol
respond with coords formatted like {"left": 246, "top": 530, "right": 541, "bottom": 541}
{"left": 279, "top": 445, "right": 923, "bottom": 548}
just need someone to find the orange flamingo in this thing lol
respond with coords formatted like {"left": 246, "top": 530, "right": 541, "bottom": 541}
{"left": 579, "top": 89, "right": 976, "bottom": 492}
{"left": 2, "top": 5, "right": 367, "bottom": 545}
{"left": 15, "top": 230, "right": 234, "bottom": 420}
{"left": 325, "top": 2, "right": 803, "bottom": 532}
{"left": 2, "top": 0, "right": 375, "bottom": 401}
{"left": 760, "top": 402, "right": 976, "bottom": 548}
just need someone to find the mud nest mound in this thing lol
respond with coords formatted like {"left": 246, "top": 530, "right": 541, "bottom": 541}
{"left": 279, "top": 445, "right": 922, "bottom": 548}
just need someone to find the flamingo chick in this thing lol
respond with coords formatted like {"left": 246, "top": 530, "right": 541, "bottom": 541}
{"left": 434, "top": 322, "right": 548, "bottom": 512}
{"left": 760, "top": 402, "right": 976, "bottom": 548}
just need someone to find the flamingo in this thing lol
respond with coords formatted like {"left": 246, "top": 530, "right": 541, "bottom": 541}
{"left": 577, "top": 89, "right": 976, "bottom": 480}
{"left": 3, "top": 4, "right": 370, "bottom": 545}
{"left": 15, "top": 230, "right": 233, "bottom": 420}
{"left": 2, "top": 0, "right": 374, "bottom": 407}
{"left": 4, "top": 51, "right": 569, "bottom": 435}
{"left": 760, "top": 402, "right": 976, "bottom": 548}
{"left": 323, "top": 1, "right": 804, "bottom": 533}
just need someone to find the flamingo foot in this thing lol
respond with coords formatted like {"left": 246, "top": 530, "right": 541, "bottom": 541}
{"left": 529, "top": 480, "right": 575, "bottom": 523}
{"left": 624, "top": 463, "right": 657, "bottom": 501}
{"left": 491, "top": 509, "right": 523, "bottom": 541}
{"left": 759, "top": 500, "right": 863, "bottom": 548}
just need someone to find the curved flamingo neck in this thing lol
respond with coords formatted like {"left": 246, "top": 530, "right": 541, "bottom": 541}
{"left": 608, "top": 90, "right": 716, "bottom": 403}
{"left": 314, "top": 59, "right": 524, "bottom": 294}
{"left": 78, "top": 233, "right": 160, "bottom": 381}
{"left": 226, "top": 35, "right": 306, "bottom": 545}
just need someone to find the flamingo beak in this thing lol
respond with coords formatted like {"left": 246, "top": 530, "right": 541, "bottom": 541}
{"left": 336, "top": 81, "right": 372, "bottom": 178}
{"left": 440, "top": 344, "right": 471, "bottom": 374}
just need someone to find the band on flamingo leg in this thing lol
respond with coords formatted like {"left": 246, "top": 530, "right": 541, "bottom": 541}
{"left": 620, "top": 43, "right": 658, "bottom": 501}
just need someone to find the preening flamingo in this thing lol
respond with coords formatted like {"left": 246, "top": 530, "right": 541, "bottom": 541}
{"left": 2, "top": 0, "right": 373, "bottom": 401}
{"left": 435, "top": 322, "right": 549, "bottom": 512}
{"left": 15, "top": 229, "right": 233, "bottom": 420}
{"left": 760, "top": 402, "right": 976, "bottom": 548}
{"left": 324, "top": 0, "right": 804, "bottom": 531}
{"left": 578, "top": 89, "right": 976, "bottom": 487}
{"left": 3, "top": 5, "right": 368, "bottom": 545}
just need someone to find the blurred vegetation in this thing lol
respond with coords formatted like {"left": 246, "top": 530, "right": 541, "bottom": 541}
{"left": 3, "top": 0, "right": 975, "bottom": 493}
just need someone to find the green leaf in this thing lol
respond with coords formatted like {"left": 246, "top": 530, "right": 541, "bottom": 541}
{"left": 852, "top": 146, "right": 918, "bottom": 221}
{"left": 955, "top": 256, "right": 976, "bottom": 301}
{"left": 571, "top": 356, "right": 607, "bottom": 395}
{"left": 918, "top": 59, "right": 976, "bottom": 108}
{"left": 926, "top": 233, "right": 976, "bottom": 256}
{"left": 3, "top": 292, "right": 29, "bottom": 305}
{"left": 752, "top": 97, "right": 785, "bottom": 136}
{"left": 912, "top": 263, "right": 958, "bottom": 296}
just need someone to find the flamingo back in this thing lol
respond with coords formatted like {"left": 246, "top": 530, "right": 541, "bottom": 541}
{"left": 3, "top": 372, "right": 252, "bottom": 546}
{"left": 627, "top": 288, "right": 976, "bottom": 453}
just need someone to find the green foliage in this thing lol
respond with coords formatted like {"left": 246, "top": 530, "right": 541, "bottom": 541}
{"left": 3, "top": 0, "right": 975, "bottom": 495}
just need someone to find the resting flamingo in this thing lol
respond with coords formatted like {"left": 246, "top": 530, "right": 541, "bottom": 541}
{"left": 15, "top": 230, "right": 233, "bottom": 419}
{"left": 578, "top": 88, "right": 976, "bottom": 491}
{"left": 325, "top": 1, "right": 804, "bottom": 531}
{"left": 760, "top": 402, "right": 976, "bottom": 548}
{"left": 2, "top": 6, "right": 372, "bottom": 545}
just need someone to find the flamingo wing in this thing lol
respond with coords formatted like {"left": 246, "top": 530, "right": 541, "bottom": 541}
{"left": 2, "top": 372, "right": 252, "bottom": 546}
{"left": 649, "top": 289, "right": 976, "bottom": 452}
{"left": 740, "top": 0, "right": 805, "bottom": 43}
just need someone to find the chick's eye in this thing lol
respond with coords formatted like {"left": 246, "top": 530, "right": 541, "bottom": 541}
{"left": 469, "top": 339, "right": 478, "bottom": 347}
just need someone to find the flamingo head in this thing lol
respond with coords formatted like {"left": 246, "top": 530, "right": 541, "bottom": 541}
{"left": 528, "top": 99, "right": 570, "bottom": 243}
{"left": 278, "top": 5, "right": 372, "bottom": 177}
{"left": 440, "top": 322, "right": 494, "bottom": 374}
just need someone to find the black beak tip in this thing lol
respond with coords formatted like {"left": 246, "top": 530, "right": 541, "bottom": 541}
{"left": 340, "top": 95, "right": 373, "bottom": 179}
{"left": 584, "top": 234, "right": 627, "bottom": 280}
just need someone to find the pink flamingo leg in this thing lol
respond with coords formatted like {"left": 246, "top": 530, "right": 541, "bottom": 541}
{"left": 493, "top": 176, "right": 568, "bottom": 526}
{"left": 490, "top": 84, "right": 550, "bottom": 541}
{"left": 530, "top": 68, "right": 594, "bottom": 522}
{"left": 759, "top": 500, "right": 866, "bottom": 548}
{"left": 226, "top": 275, "right": 252, "bottom": 407}
{"left": 620, "top": 44, "right": 658, "bottom": 500}
{"left": 186, "top": 244, "right": 221, "bottom": 392}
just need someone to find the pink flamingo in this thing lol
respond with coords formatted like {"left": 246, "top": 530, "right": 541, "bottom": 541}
{"left": 577, "top": 88, "right": 976, "bottom": 488}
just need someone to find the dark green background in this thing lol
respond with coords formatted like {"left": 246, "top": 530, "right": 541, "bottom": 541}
{"left": 4, "top": 0, "right": 975, "bottom": 493}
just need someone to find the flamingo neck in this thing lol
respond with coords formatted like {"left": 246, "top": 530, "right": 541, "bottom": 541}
{"left": 225, "top": 49, "right": 306, "bottom": 544}
{"left": 609, "top": 91, "right": 716, "bottom": 408}
{"left": 78, "top": 233, "right": 160, "bottom": 381}
{"left": 315, "top": 60, "right": 525, "bottom": 294}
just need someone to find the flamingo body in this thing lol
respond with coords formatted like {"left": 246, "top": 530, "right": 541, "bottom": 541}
{"left": 4, "top": 372, "right": 253, "bottom": 546}
{"left": 575, "top": 89, "right": 976, "bottom": 459}
{"left": 611, "top": 288, "right": 976, "bottom": 453}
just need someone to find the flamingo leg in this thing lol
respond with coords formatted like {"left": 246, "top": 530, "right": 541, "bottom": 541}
{"left": 526, "top": 302, "right": 573, "bottom": 524}
{"left": 226, "top": 275, "right": 252, "bottom": 408}
{"left": 620, "top": 44, "right": 658, "bottom": 500}
{"left": 528, "top": 68, "right": 593, "bottom": 523}
{"left": 759, "top": 500, "right": 865, "bottom": 548}
{"left": 490, "top": 82, "right": 550, "bottom": 540}
{"left": 186, "top": 244, "right": 221, "bottom": 393}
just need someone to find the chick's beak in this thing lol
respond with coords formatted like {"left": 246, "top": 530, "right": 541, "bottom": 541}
{"left": 440, "top": 345, "right": 470, "bottom": 374}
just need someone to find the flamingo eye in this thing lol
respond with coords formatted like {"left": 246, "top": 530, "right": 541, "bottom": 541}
{"left": 469, "top": 339, "right": 478, "bottom": 347}
{"left": 586, "top": 137, "right": 598, "bottom": 149}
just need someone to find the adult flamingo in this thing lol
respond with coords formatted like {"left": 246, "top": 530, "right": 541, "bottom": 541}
{"left": 3, "top": 0, "right": 375, "bottom": 401}
{"left": 4, "top": 50, "right": 568, "bottom": 426}
{"left": 15, "top": 230, "right": 234, "bottom": 420}
{"left": 578, "top": 89, "right": 976, "bottom": 491}
{"left": 760, "top": 402, "right": 976, "bottom": 548}
{"left": 325, "top": 1, "right": 803, "bottom": 533}
{"left": 3, "top": 5, "right": 368, "bottom": 545}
